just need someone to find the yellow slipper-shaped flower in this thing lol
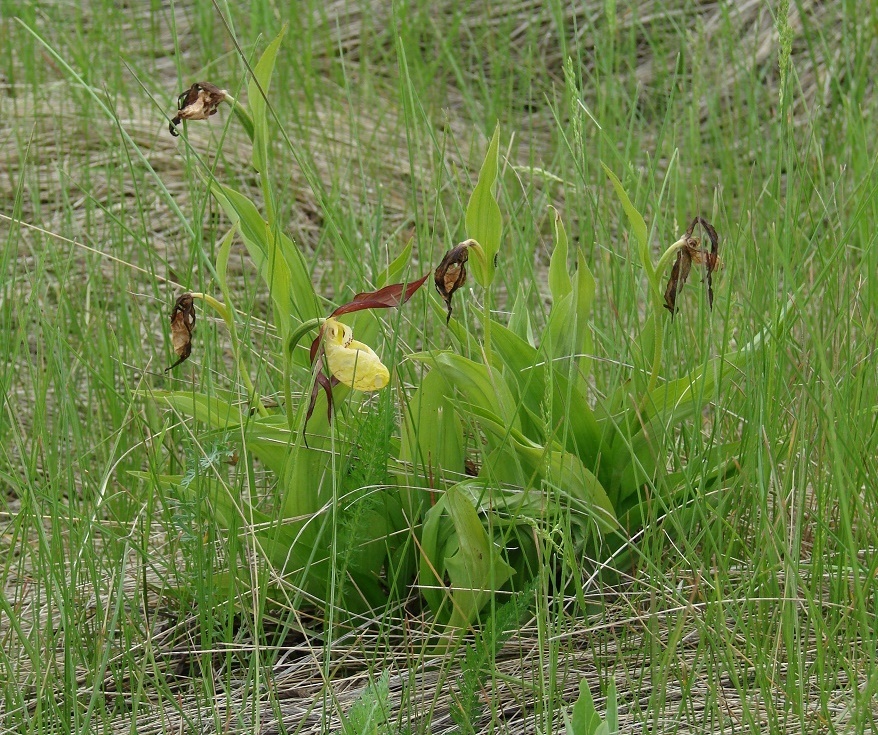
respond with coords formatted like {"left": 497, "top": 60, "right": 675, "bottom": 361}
{"left": 322, "top": 318, "right": 390, "bottom": 392}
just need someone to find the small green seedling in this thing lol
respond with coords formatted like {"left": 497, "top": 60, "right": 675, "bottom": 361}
{"left": 563, "top": 679, "right": 619, "bottom": 735}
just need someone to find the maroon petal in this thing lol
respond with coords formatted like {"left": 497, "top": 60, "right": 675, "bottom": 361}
{"left": 309, "top": 273, "right": 430, "bottom": 364}
{"left": 329, "top": 273, "right": 430, "bottom": 318}
{"left": 304, "top": 370, "right": 340, "bottom": 445}
{"left": 309, "top": 324, "right": 327, "bottom": 366}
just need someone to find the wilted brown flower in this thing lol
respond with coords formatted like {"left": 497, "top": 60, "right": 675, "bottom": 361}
{"left": 166, "top": 293, "right": 196, "bottom": 371}
{"left": 434, "top": 240, "right": 472, "bottom": 324}
{"left": 663, "top": 217, "right": 720, "bottom": 315}
{"left": 169, "top": 82, "right": 228, "bottom": 137}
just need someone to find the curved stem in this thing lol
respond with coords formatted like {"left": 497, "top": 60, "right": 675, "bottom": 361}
{"left": 466, "top": 239, "right": 489, "bottom": 270}
{"left": 287, "top": 318, "right": 325, "bottom": 358}
{"left": 284, "top": 350, "right": 295, "bottom": 433}
{"left": 466, "top": 240, "right": 494, "bottom": 365}
{"left": 654, "top": 236, "right": 689, "bottom": 282}
{"left": 190, "top": 292, "right": 268, "bottom": 417}
{"left": 223, "top": 95, "right": 255, "bottom": 142}
{"left": 285, "top": 317, "right": 325, "bottom": 432}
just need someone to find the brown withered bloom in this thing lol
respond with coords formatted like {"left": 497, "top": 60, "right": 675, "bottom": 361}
{"left": 434, "top": 240, "right": 471, "bottom": 324}
{"left": 169, "top": 82, "right": 228, "bottom": 137}
{"left": 663, "top": 217, "right": 720, "bottom": 315}
{"left": 166, "top": 293, "right": 196, "bottom": 371}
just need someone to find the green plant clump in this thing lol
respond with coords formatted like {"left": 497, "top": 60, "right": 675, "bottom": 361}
{"left": 144, "top": 28, "right": 779, "bottom": 633}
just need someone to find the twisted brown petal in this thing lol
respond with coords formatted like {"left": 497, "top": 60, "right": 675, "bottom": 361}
{"left": 166, "top": 293, "right": 196, "bottom": 371}
{"left": 169, "top": 82, "right": 228, "bottom": 136}
{"left": 664, "top": 217, "right": 721, "bottom": 315}
{"left": 663, "top": 247, "right": 694, "bottom": 315}
{"left": 303, "top": 365, "right": 339, "bottom": 447}
{"left": 434, "top": 242, "right": 470, "bottom": 324}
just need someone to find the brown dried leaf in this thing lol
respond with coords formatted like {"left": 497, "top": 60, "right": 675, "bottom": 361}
{"left": 166, "top": 293, "right": 196, "bottom": 371}
{"left": 434, "top": 241, "right": 470, "bottom": 324}
{"left": 169, "top": 82, "right": 228, "bottom": 136}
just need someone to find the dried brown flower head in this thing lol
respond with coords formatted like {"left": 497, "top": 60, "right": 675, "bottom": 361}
{"left": 434, "top": 240, "right": 472, "bottom": 324}
{"left": 663, "top": 217, "right": 720, "bottom": 315}
{"left": 166, "top": 293, "right": 196, "bottom": 371}
{"left": 169, "top": 82, "right": 228, "bottom": 137}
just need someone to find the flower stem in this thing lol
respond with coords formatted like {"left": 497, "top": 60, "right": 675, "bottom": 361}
{"left": 287, "top": 318, "right": 325, "bottom": 358}
{"left": 482, "top": 290, "right": 493, "bottom": 366}
{"left": 654, "top": 236, "right": 689, "bottom": 282}
{"left": 641, "top": 236, "right": 688, "bottom": 398}
{"left": 466, "top": 240, "right": 494, "bottom": 364}
{"left": 190, "top": 292, "right": 268, "bottom": 417}
{"left": 223, "top": 94, "right": 255, "bottom": 142}
{"left": 285, "top": 317, "right": 325, "bottom": 432}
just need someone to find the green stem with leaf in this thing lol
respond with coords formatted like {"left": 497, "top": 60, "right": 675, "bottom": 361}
{"left": 190, "top": 292, "right": 268, "bottom": 417}
{"left": 285, "top": 317, "right": 326, "bottom": 431}
{"left": 223, "top": 94, "right": 255, "bottom": 141}
{"left": 467, "top": 240, "right": 493, "bottom": 365}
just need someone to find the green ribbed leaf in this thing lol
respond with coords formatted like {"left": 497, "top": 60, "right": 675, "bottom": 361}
{"left": 249, "top": 26, "right": 286, "bottom": 172}
{"left": 465, "top": 125, "right": 502, "bottom": 287}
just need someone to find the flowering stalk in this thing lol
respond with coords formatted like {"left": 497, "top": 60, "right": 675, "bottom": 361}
{"left": 644, "top": 216, "right": 721, "bottom": 401}
{"left": 187, "top": 292, "right": 268, "bottom": 417}
{"left": 470, "top": 241, "right": 494, "bottom": 366}
{"left": 301, "top": 274, "right": 429, "bottom": 438}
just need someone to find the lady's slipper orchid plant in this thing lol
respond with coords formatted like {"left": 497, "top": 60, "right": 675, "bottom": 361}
{"left": 297, "top": 274, "right": 430, "bottom": 435}
{"left": 165, "top": 274, "right": 428, "bottom": 439}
